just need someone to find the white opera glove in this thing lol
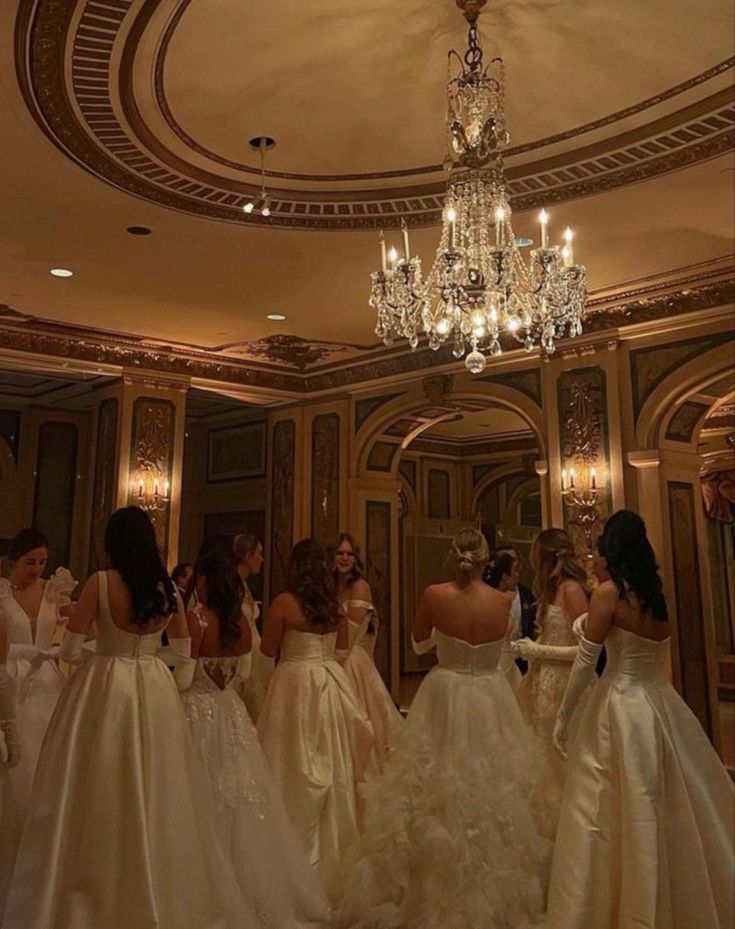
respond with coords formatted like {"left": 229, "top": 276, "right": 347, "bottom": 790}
{"left": 0, "top": 664, "right": 21, "bottom": 769}
{"left": 511, "top": 637, "right": 578, "bottom": 663}
{"left": 168, "top": 636, "right": 195, "bottom": 692}
{"left": 411, "top": 628, "right": 437, "bottom": 656}
{"left": 58, "top": 630, "right": 90, "bottom": 666}
{"left": 572, "top": 613, "right": 588, "bottom": 640}
{"left": 553, "top": 635, "right": 603, "bottom": 759}
{"left": 234, "top": 651, "right": 252, "bottom": 683}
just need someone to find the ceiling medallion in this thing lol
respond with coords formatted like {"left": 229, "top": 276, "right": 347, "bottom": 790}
{"left": 370, "top": 0, "right": 587, "bottom": 373}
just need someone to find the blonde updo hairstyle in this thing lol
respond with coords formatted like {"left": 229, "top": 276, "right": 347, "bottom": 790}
{"left": 531, "top": 527, "right": 588, "bottom": 635}
{"left": 449, "top": 528, "right": 489, "bottom": 585}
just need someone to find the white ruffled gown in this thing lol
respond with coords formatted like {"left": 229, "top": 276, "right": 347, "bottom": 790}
{"left": 237, "top": 594, "right": 271, "bottom": 722}
{"left": 342, "top": 599, "right": 402, "bottom": 768}
{"left": 342, "top": 630, "right": 549, "bottom": 929}
{"left": 257, "top": 629, "right": 376, "bottom": 904}
{"left": 181, "top": 655, "right": 331, "bottom": 928}
{"left": 547, "top": 625, "right": 734, "bottom": 929}
{"left": 3, "top": 571, "right": 257, "bottom": 929}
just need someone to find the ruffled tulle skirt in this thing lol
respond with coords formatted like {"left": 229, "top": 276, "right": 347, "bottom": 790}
{"left": 340, "top": 666, "right": 549, "bottom": 929}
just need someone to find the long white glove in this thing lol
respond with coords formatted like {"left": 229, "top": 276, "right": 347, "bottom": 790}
{"left": 168, "top": 636, "right": 195, "bottom": 691}
{"left": 572, "top": 613, "right": 588, "bottom": 640}
{"left": 411, "top": 628, "right": 437, "bottom": 656}
{"left": 511, "top": 637, "right": 577, "bottom": 662}
{"left": 234, "top": 651, "right": 252, "bottom": 683}
{"left": 552, "top": 635, "right": 603, "bottom": 758}
{"left": 59, "top": 631, "right": 90, "bottom": 666}
{"left": 0, "top": 664, "right": 20, "bottom": 769}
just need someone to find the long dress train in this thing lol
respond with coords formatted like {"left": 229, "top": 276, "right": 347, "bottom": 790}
{"left": 342, "top": 630, "right": 549, "bottom": 929}
{"left": 546, "top": 625, "right": 734, "bottom": 929}
{"left": 342, "top": 599, "right": 402, "bottom": 768}
{"left": 3, "top": 571, "right": 256, "bottom": 929}
{"left": 257, "top": 630, "right": 375, "bottom": 903}
{"left": 182, "top": 656, "right": 331, "bottom": 927}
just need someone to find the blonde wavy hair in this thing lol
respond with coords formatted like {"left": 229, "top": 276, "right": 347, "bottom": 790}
{"left": 449, "top": 528, "right": 489, "bottom": 584}
{"left": 531, "top": 528, "right": 588, "bottom": 635}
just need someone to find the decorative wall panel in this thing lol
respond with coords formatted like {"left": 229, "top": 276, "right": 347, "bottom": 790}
{"left": 0, "top": 410, "right": 21, "bottom": 462}
{"left": 311, "top": 413, "right": 340, "bottom": 546}
{"left": 365, "top": 501, "right": 392, "bottom": 687}
{"left": 269, "top": 420, "right": 295, "bottom": 598}
{"left": 88, "top": 397, "right": 118, "bottom": 574}
{"left": 127, "top": 398, "right": 175, "bottom": 554}
{"left": 478, "top": 368, "right": 543, "bottom": 405}
{"left": 557, "top": 367, "right": 612, "bottom": 553}
{"left": 398, "top": 459, "right": 417, "bottom": 495}
{"left": 667, "top": 481, "right": 714, "bottom": 737}
{"left": 206, "top": 421, "right": 266, "bottom": 481}
{"left": 427, "top": 469, "right": 451, "bottom": 519}
{"left": 665, "top": 401, "right": 709, "bottom": 443}
{"left": 367, "top": 441, "right": 399, "bottom": 473}
{"left": 354, "top": 393, "right": 404, "bottom": 432}
{"left": 33, "top": 421, "right": 78, "bottom": 572}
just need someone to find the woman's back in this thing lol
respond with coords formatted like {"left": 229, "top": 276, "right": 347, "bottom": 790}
{"left": 102, "top": 569, "right": 170, "bottom": 637}
{"left": 425, "top": 579, "right": 512, "bottom": 645}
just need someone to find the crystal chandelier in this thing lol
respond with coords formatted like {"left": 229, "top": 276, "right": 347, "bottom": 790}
{"left": 370, "top": 0, "right": 587, "bottom": 374}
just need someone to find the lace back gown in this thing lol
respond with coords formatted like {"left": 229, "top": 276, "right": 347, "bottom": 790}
{"left": 343, "top": 599, "right": 402, "bottom": 766}
{"left": 257, "top": 629, "right": 375, "bottom": 903}
{"left": 343, "top": 629, "right": 548, "bottom": 929}
{"left": 182, "top": 656, "right": 330, "bottom": 928}
{"left": 547, "top": 626, "right": 734, "bottom": 929}
{"left": 4, "top": 571, "right": 256, "bottom": 929}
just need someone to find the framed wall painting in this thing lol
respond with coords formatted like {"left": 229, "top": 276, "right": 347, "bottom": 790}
{"left": 207, "top": 422, "right": 266, "bottom": 483}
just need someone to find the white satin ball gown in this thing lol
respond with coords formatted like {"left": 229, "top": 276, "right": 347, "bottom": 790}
{"left": 342, "top": 599, "right": 402, "bottom": 768}
{"left": 3, "top": 571, "right": 257, "bottom": 929}
{"left": 181, "top": 654, "right": 331, "bottom": 928}
{"left": 257, "top": 629, "right": 376, "bottom": 904}
{"left": 342, "top": 630, "right": 549, "bottom": 929}
{"left": 0, "top": 570, "right": 74, "bottom": 821}
{"left": 547, "top": 625, "right": 734, "bottom": 929}
{"left": 516, "top": 604, "right": 588, "bottom": 834}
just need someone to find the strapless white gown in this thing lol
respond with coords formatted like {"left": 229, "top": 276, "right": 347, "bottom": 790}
{"left": 182, "top": 657, "right": 330, "bottom": 928}
{"left": 238, "top": 597, "right": 271, "bottom": 722}
{"left": 343, "top": 600, "right": 402, "bottom": 769}
{"left": 3, "top": 572, "right": 255, "bottom": 929}
{"left": 342, "top": 629, "right": 548, "bottom": 929}
{"left": 257, "top": 629, "right": 375, "bottom": 903}
{"left": 547, "top": 625, "right": 734, "bottom": 929}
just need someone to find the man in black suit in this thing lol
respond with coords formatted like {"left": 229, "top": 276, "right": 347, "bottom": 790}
{"left": 483, "top": 544, "right": 536, "bottom": 673}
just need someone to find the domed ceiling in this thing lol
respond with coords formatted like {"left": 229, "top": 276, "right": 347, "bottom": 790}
{"left": 0, "top": 0, "right": 733, "bottom": 391}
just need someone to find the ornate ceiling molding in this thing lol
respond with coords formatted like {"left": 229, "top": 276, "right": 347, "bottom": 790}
{"left": 1, "top": 259, "right": 732, "bottom": 396}
{"left": 14, "top": 0, "right": 735, "bottom": 229}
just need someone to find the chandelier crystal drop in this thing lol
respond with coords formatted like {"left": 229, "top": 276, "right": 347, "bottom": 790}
{"left": 370, "top": 1, "right": 587, "bottom": 373}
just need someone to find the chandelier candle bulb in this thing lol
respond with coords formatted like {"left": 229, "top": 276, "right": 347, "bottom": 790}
{"left": 380, "top": 232, "right": 387, "bottom": 272}
{"left": 569, "top": 468, "right": 576, "bottom": 489}
{"left": 164, "top": 480, "right": 170, "bottom": 497}
{"left": 494, "top": 207, "right": 504, "bottom": 245}
{"left": 446, "top": 207, "right": 457, "bottom": 250}
{"left": 539, "top": 209, "right": 549, "bottom": 249}
{"left": 562, "top": 469, "right": 568, "bottom": 491}
{"left": 388, "top": 246, "right": 398, "bottom": 266}
{"left": 564, "top": 227, "right": 574, "bottom": 266}
{"left": 402, "top": 222, "right": 411, "bottom": 262}
{"left": 590, "top": 467, "right": 597, "bottom": 490}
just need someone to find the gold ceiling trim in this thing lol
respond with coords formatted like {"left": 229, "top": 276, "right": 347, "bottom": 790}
{"left": 14, "top": 0, "right": 735, "bottom": 229}
{"left": 1, "top": 261, "right": 732, "bottom": 395}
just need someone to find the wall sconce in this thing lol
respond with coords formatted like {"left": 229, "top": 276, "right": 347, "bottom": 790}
{"left": 561, "top": 381, "right": 604, "bottom": 553}
{"left": 131, "top": 471, "right": 170, "bottom": 514}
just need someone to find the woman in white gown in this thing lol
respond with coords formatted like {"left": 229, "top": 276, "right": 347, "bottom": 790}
{"left": 182, "top": 534, "right": 330, "bottom": 928}
{"left": 342, "top": 528, "right": 548, "bottom": 929}
{"left": 3, "top": 507, "right": 255, "bottom": 929}
{"left": 330, "top": 532, "right": 402, "bottom": 769}
{"left": 547, "top": 510, "right": 734, "bottom": 929}
{"left": 511, "top": 527, "right": 590, "bottom": 835}
{"left": 257, "top": 539, "right": 375, "bottom": 904}
{"left": 485, "top": 549, "right": 524, "bottom": 690}
{"left": 0, "top": 529, "right": 75, "bottom": 826}
{"left": 0, "top": 603, "right": 21, "bottom": 914}
{"left": 234, "top": 532, "right": 272, "bottom": 722}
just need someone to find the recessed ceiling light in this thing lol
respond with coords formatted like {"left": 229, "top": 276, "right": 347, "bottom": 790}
{"left": 127, "top": 225, "right": 152, "bottom": 235}
{"left": 514, "top": 237, "right": 533, "bottom": 247}
{"left": 50, "top": 268, "right": 73, "bottom": 277}
{"left": 267, "top": 313, "right": 287, "bottom": 321}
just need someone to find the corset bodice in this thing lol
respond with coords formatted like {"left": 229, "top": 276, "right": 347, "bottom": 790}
{"left": 435, "top": 630, "right": 504, "bottom": 676}
{"left": 603, "top": 625, "right": 670, "bottom": 684}
{"left": 279, "top": 629, "right": 338, "bottom": 663}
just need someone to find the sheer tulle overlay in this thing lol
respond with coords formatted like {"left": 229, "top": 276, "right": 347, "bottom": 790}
{"left": 341, "top": 631, "right": 549, "bottom": 929}
{"left": 182, "top": 659, "right": 330, "bottom": 928}
{"left": 547, "top": 626, "right": 735, "bottom": 929}
{"left": 343, "top": 603, "right": 401, "bottom": 768}
{"left": 257, "top": 630, "right": 375, "bottom": 903}
{"left": 4, "top": 573, "right": 256, "bottom": 929}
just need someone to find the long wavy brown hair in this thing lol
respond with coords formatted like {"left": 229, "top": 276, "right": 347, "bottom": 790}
{"left": 287, "top": 539, "right": 341, "bottom": 629}
{"left": 531, "top": 528, "right": 588, "bottom": 635}
{"left": 327, "top": 532, "right": 366, "bottom": 587}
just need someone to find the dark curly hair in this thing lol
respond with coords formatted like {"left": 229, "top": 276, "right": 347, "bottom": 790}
{"left": 104, "top": 507, "right": 177, "bottom": 627}
{"left": 485, "top": 550, "right": 516, "bottom": 589}
{"left": 287, "top": 539, "right": 341, "bottom": 629}
{"left": 597, "top": 510, "right": 668, "bottom": 622}
{"left": 194, "top": 534, "right": 244, "bottom": 649}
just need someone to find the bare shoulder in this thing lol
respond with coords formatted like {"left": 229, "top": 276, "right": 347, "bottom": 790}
{"left": 350, "top": 578, "right": 372, "bottom": 599}
{"left": 591, "top": 580, "right": 618, "bottom": 605}
{"left": 559, "top": 578, "right": 586, "bottom": 595}
{"left": 269, "top": 591, "right": 297, "bottom": 613}
{"left": 423, "top": 582, "right": 451, "bottom": 600}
